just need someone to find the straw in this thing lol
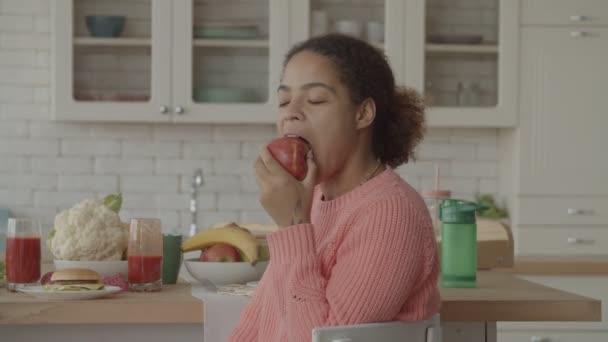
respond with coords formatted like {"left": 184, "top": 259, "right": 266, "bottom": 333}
{"left": 434, "top": 163, "right": 440, "bottom": 191}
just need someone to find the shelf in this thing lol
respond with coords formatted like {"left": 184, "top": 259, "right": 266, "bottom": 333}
{"left": 73, "top": 37, "right": 151, "bottom": 47}
{"left": 192, "top": 39, "right": 269, "bottom": 48}
{"left": 425, "top": 44, "right": 498, "bottom": 54}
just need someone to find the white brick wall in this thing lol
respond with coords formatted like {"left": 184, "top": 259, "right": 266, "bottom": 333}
{"left": 0, "top": 1, "right": 500, "bottom": 240}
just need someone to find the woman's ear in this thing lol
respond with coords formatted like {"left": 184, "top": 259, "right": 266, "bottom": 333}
{"left": 355, "top": 98, "right": 376, "bottom": 129}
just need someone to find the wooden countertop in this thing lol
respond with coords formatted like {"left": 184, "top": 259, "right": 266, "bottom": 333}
{"left": 512, "top": 256, "right": 608, "bottom": 275}
{"left": 0, "top": 284, "right": 203, "bottom": 325}
{"left": 440, "top": 270, "right": 601, "bottom": 322}
{"left": 0, "top": 271, "right": 601, "bottom": 325}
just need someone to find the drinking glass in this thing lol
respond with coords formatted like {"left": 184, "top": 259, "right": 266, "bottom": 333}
{"left": 128, "top": 218, "right": 163, "bottom": 292}
{"left": 5, "top": 218, "right": 42, "bottom": 292}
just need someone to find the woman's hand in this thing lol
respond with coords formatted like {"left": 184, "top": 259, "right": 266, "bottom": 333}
{"left": 255, "top": 147, "right": 317, "bottom": 228}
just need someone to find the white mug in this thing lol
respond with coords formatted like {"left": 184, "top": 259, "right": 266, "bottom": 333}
{"left": 366, "top": 21, "right": 384, "bottom": 43}
{"left": 334, "top": 20, "right": 363, "bottom": 39}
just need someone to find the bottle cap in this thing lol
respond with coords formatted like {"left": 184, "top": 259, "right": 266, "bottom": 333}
{"left": 439, "top": 199, "right": 488, "bottom": 224}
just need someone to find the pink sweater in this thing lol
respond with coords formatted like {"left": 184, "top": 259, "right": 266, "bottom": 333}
{"left": 229, "top": 168, "right": 441, "bottom": 342}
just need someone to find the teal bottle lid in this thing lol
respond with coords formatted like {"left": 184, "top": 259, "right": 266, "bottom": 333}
{"left": 439, "top": 199, "right": 488, "bottom": 224}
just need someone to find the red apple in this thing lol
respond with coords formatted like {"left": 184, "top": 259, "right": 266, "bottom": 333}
{"left": 199, "top": 243, "right": 242, "bottom": 262}
{"left": 267, "top": 136, "right": 310, "bottom": 181}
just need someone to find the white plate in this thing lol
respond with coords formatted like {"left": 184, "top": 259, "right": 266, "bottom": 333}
{"left": 18, "top": 285, "right": 121, "bottom": 300}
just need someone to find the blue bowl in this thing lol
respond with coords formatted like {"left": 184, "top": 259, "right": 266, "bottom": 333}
{"left": 85, "top": 15, "right": 126, "bottom": 38}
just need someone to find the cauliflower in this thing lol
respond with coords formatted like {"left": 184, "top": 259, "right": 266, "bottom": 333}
{"left": 49, "top": 194, "right": 128, "bottom": 261}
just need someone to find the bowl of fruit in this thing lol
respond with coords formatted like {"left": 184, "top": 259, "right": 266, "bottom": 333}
{"left": 182, "top": 222, "right": 270, "bottom": 286}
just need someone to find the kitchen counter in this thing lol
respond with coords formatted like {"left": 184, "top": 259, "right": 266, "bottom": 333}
{"left": 0, "top": 283, "right": 203, "bottom": 325}
{"left": 0, "top": 271, "right": 600, "bottom": 325}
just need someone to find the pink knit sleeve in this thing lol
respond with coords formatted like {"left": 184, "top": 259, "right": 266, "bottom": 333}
{"left": 266, "top": 197, "right": 436, "bottom": 341}
{"left": 228, "top": 269, "right": 269, "bottom": 341}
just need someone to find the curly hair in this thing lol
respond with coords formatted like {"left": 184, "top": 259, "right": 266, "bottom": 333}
{"left": 284, "top": 34, "right": 426, "bottom": 168}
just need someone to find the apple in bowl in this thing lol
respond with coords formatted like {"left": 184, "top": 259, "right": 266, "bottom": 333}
{"left": 199, "top": 243, "right": 241, "bottom": 262}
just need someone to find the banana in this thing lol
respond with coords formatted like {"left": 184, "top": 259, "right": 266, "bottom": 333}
{"left": 181, "top": 222, "right": 260, "bottom": 264}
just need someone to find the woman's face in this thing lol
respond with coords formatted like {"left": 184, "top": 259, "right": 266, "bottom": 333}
{"left": 277, "top": 51, "right": 362, "bottom": 181}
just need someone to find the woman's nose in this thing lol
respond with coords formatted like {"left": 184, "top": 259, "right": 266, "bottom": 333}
{"left": 281, "top": 102, "right": 305, "bottom": 121}
{"left": 284, "top": 110, "right": 304, "bottom": 121}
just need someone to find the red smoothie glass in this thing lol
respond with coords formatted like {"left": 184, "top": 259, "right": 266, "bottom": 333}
{"left": 128, "top": 218, "right": 163, "bottom": 292}
{"left": 5, "top": 218, "right": 41, "bottom": 292}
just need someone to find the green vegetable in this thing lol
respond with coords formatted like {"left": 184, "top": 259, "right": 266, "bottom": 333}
{"left": 475, "top": 194, "right": 508, "bottom": 219}
{"left": 47, "top": 228, "right": 56, "bottom": 248}
{"left": 103, "top": 193, "right": 123, "bottom": 213}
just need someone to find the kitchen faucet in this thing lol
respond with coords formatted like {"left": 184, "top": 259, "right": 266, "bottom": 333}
{"left": 190, "top": 168, "right": 204, "bottom": 237}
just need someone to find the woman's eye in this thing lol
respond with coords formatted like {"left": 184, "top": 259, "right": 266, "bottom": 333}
{"left": 308, "top": 100, "right": 326, "bottom": 105}
{"left": 279, "top": 101, "right": 290, "bottom": 107}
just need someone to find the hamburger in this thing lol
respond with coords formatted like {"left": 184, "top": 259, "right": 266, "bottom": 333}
{"left": 44, "top": 268, "right": 105, "bottom": 291}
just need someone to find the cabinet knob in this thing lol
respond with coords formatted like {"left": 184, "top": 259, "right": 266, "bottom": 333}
{"left": 567, "top": 237, "right": 594, "bottom": 245}
{"left": 570, "top": 15, "right": 588, "bottom": 22}
{"left": 567, "top": 237, "right": 581, "bottom": 244}
{"left": 159, "top": 105, "right": 168, "bottom": 114}
{"left": 174, "top": 106, "right": 184, "bottom": 114}
{"left": 567, "top": 208, "right": 592, "bottom": 215}
{"left": 570, "top": 31, "right": 588, "bottom": 38}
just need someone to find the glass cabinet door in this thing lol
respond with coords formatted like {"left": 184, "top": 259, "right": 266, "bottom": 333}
{"left": 172, "top": 0, "right": 290, "bottom": 123}
{"left": 308, "top": 0, "right": 386, "bottom": 47}
{"left": 417, "top": 0, "right": 518, "bottom": 126}
{"left": 290, "top": 0, "right": 405, "bottom": 83}
{"left": 424, "top": 0, "right": 499, "bottom": 108}
{"left": 54, "top": 0, "right": 171, "bottom": 121}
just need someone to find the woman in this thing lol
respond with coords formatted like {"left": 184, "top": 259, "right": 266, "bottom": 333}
{"left": 230, "top": 33, "right": 440, "bottom": 342}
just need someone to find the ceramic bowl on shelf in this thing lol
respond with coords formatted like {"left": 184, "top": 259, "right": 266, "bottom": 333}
{"left": 53, "top": 259, "right": 128, "bottom": 278}
{"left": 193, "top": 87, "right": 258, "bottom": 103}
{"left": 183, "top": 258, "right": 268, "bottom": 286}
{"left": 85, "top": 15, "right": 126, "bottom": 38}
{"left": 192, "top": 23, "right": 259, "bottom": 39}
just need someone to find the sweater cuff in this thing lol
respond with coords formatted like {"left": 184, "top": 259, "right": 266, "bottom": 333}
{"left": 267, "top": 224, "right": 315, "bottom": 263}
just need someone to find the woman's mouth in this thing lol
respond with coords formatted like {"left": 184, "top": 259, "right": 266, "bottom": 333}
{"left": 284, "top": 133, "right": 310, "bottom": 146}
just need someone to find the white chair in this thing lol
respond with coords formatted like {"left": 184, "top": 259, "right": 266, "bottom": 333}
{"left": 312, "top": 314, "right": 441, "bottom": 342}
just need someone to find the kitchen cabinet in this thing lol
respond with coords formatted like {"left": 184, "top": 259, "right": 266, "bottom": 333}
{"left": 289, "top": 0, "right": 519, "bottom": 127}
{"left": 53, "top": 0, "right": 289, "bottom": 123}
{"left": 53, "top": 0, "right": 518, "bottom": 126}
{"left": 53, "top": 0, "right": 172, "bottom": 122}
{"left": 521, "top": 0, "right": 608, "bottom": 26}
{"left": 498, "top": 330, "right": 608, "bottom": 342}
{"left": 498, "top": 275, "right": 608, "bottom": 342}
{"left": 517, "top": 27, "right": 608, "bottom": 196}
{"left": 501, "top": 0, "right": 608, "bottom": 257}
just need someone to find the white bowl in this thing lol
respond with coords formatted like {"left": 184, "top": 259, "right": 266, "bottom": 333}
{"left": 53, "top": 260, "right": 128, "bottom": 278}
{"left": 184, "top": 258, "right": 268, "bottom": 286}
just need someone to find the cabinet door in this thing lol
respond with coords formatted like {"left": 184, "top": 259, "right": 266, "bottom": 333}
{"left": 519, "top": 27, "right": 608, "bottom": 196}
{"left": 289, "top": 0, "right": 405, "bottom": 85}
{"left": 499, "top": 330, "right": 608, "bottom": 342}
{"left": 53, "top": 0, "right": 172, "bottom": 122}
{"left": 171, "top": 0, "right": 290, "bottom": 123}
{"left": 414, "top": 0, "right": 518, "bottom": 127}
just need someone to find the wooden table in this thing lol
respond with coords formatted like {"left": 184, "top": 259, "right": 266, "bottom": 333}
{"left": 0, "top": 271, "right": 601, "bottom": 342}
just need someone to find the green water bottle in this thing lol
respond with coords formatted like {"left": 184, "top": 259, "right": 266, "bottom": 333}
{"left": 439, "top": 199, "right": 488, "bottom": 288}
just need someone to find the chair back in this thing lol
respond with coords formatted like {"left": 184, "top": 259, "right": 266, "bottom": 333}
{"left": 312, "top": 314, "right": 441, "bottom": 342}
